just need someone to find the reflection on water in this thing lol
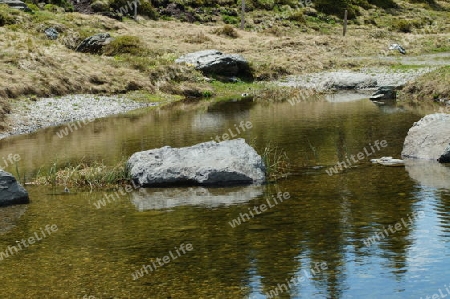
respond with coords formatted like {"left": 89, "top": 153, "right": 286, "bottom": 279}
{"left": 131, "top": 186, "right": 264, "bottom": 211}
{"left": 0, "top": 97, "right": 449, "bottom": 298}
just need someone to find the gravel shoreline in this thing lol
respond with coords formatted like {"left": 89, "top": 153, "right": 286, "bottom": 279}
{"left": 278, "top": 67, "right": 435, "bottom": 91}
{"left": 0, "top": 94, "right": 155, "bottom": 140}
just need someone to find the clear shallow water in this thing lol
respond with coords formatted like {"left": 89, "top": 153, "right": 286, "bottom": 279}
{"left": 0, "top": 97, "right": 449, "bottom": 298}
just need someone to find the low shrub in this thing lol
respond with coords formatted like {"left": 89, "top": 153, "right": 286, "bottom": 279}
{"left": 0, "top": 5, "right": 16, "bottom": 26}
{"left": 213, "top": 24, "right": 239, "bottom": 38}
{"left": 102, "top": 35, "right": 147, "bottom": 56}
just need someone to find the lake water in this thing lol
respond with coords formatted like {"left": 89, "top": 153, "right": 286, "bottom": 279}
{"left": 0, "top": 95, "right": 449, "bottom": 299}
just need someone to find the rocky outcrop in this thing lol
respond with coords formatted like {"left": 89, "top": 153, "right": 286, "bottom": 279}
{"left": 127, "top": 138, "right": 266, "bottom": 187}
{"left": 0, "top": 0, "right": 29, "bottom": 10}
{"left": 131, "top": 185, "right": 263, "bottom": 211}
{"left": 0, "top": 170, "right": 29, "bottom": 207}
{"left": 75, "top": 33, "right": 113, "bottom": 54}
{"left": 402, "top": 113, "right": 450, "bottom": 161}
{"left": 175, "top": 49, "right": 252, "bottom": 78}
{"left": 370, "top": 86, "right": 397, "bottom": 100}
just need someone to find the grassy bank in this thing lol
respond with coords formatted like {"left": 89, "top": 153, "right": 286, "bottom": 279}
{"left": 0, "top": 0, "right": 449, "bottom": 129}
{"left": 402, "top": 66, "right": 450, "bottom": 102}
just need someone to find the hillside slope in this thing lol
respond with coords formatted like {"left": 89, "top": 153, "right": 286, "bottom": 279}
{"left": 0, "top": 0, "right": 449, "bottom": 128}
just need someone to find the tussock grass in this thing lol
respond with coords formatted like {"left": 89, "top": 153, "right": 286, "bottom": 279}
{"left": 213, "top": 24, "right": 239, "bottom": 38}
{"left": 262, "top": 143, "right": 291, "bottom": 182}
{"left": 402, "top": 66, "right": 450, "bottom": 102}
{"left": 33, "top": 159, "right": 130, "bottom": 189}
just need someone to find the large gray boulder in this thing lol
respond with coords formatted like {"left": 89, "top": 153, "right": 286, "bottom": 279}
{"left": 127, "top": 138, "right": 266, "bottom": 187}
{"left": 175, "top": 49, "right": 251, "bottom": 78}
{"left": 75, "top": 33, "right": 113, "bottom": 54}
{"left": 0, "top": 170, "right": 29, "bottom": 207}
{"left": 402, "top": 113, "right": 450, "bottom": 161}
{"left": 0, "top": 0, "right": 29, "bottom": 10}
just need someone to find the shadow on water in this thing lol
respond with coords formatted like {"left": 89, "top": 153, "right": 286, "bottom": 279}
{"left": 0, "top": 97, "right": 449, "bottom": 298}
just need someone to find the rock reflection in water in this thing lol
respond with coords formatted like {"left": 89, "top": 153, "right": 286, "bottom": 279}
{"left": 0, "top": 205, "right": 27, "bottom": 235}
{"left": 405, "top": 159, "right": 450, "bottom": 189}
{"left": 131, "top": 185, "right": 264, "bottom": 211}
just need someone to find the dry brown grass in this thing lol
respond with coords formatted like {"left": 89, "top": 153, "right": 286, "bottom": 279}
{"left": 402, "top": 66, "right": 450, "bottom": 102}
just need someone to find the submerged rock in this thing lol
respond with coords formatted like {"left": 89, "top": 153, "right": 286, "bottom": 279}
{"left": 175, "top": 49, "right": 252, "bottom": 78}
{"left": 127, "top": 138, "right": 266, "bottom": 187}
{"left": 0, "top": 170, "right": 29, "bottom": 207}
{"left": 402, "top": 113, "right": 450, "bottom": 161}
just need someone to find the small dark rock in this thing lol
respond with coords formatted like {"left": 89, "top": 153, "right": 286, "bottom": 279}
{"left": 370, "top": 86, "right": 397, "bottom": 100}
{"left": 0, "top": 170, "right": 29, "bottom": 207}
{"left": 438, "top": 144, "right": 450, "bottom": 163}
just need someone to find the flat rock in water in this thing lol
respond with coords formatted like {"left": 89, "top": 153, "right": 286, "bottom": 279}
{"left": 0, "top": 170, "right": 29, "bottom": 207}
{"left": 127, "top": 138, "right": 266, "bottom": 187}
{"left": 401, "top": 113, "right": 450, "bottom": 161}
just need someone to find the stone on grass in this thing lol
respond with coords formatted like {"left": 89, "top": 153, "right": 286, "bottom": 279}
{"left": 0, "top": 0, "right": 28, "bottom": 10}
{"left": 175, "top": 49, "right": 251, "bottom": 78}
{"left": 75, "top": 33, "right": 113, "bottom": 54}
{"left": 370, "top": 86, "right": 397, "bottom": 100}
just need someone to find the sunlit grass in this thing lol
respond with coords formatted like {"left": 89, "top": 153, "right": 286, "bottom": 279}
{"left": 33, "top": 158, "right": 130, "bottom": 190}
